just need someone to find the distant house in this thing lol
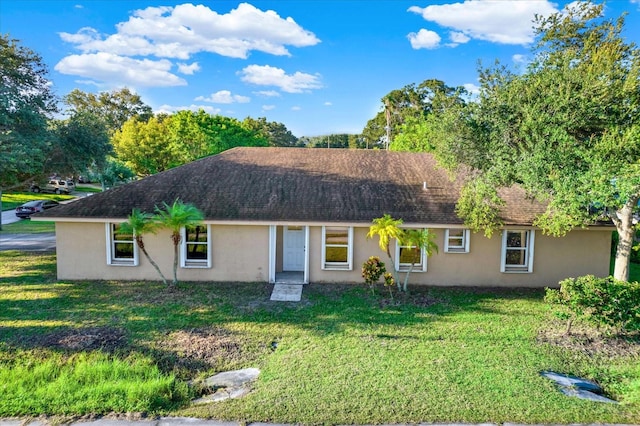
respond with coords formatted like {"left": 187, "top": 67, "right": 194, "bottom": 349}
{"left": 36, "top": 147, "right": 612, "bottom": 287}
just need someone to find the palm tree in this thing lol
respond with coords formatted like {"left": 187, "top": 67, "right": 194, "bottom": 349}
{"left": 154, "top": 199, "right": 204, "bottom": 287}
{"left": 120, "top": 208, "right": 169, "bottom": 286}
{"left": 400, "top": 229, "right": 438, "bottom": 292}
{"left": 367, "top": 214, "right": 405, "bottom": 290}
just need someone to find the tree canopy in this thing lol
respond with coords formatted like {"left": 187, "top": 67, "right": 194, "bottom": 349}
{"left": 0, "top": 34, "right": 57, "bottom": 186}
{"left": 362, "top": 79, "right": 467, "bottom": 149}
{"left": 112, "top": 110, "right": 270, "bottom": 176}
{"left": 430, "top": 2, "right": 640, "bottom": 281}
{"left": 63, "top": 88, "right": 153, "bottom": 134}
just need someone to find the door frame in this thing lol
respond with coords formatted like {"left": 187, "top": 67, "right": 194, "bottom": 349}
{"left": 269, "top": 225, "right": 309, "bottom": 284}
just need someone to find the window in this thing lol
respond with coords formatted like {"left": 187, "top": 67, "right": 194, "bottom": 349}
{"left": 181, "top": 225, "right": 211, "bottom": 268}
{"left": 395, "top": 236, "right": 427, "bottom": 272}
{"left": 500, "top": 230, "right": 535, "bottom": 273}
{"left": 106, "top": 223, "right": 138, "bottom": 266}
{"left": 322, "top": 226, "right": 353, "bottom": 270}
{"left": 445, "top": 228, "right": 470, "bottom": 253}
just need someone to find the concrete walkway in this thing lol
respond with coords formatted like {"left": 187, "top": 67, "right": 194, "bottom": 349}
{"left": 270, "top": 284, "right": 303, "bottom": 301}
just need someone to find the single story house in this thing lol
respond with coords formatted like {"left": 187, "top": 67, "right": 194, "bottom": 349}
{"left": 35, "top": 147, "right": 612, "bottom": 287}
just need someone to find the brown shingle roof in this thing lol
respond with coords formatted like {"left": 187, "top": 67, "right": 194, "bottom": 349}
{"left": 37, "top": 147, "right": 545, "bottom": 225}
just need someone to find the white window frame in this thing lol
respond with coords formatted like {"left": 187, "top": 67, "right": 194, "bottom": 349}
{"left": 321, "top": 226, "right": 353, "bottom": 270}
{"left": 106, "top": 223, "right": 138, "bottom": 266}
{"left": 180, "top": 224, "right": 212, "bottom": 268}
{"left": 395, "top": 237, "right": 427, "bottom": 272}
{"left": 444, "top": 228, "right": 470, "bottom": 253}
{"left": 500, "top": 229, "right": 535, "bottom": 273}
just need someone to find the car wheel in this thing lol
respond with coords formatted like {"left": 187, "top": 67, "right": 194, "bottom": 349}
{"left": 32, "top": 187, "right": 39, "bottom": 193}
{"left": 55, "top": 189, "right": 61, "bottom": 194}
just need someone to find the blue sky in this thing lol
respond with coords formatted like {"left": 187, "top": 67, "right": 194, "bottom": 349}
{"left": 2, "top": 1, "right": 639, "bottom": 137}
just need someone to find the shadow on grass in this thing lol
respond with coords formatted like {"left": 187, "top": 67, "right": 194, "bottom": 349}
{"left": 0, "top": 250, "right": 548, "bottom": 378}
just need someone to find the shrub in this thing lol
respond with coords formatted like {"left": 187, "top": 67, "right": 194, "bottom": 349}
{"left": 545, "top": 275, "right": 640, "bottom": 334}
{"left": 362, "top": 256, "right": 386, "bottom": 293}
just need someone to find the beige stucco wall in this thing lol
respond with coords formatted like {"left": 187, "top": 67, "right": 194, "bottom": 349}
{"left": 306, "top": 226, "right": 611, "bottom": 287}
{"left": 55, "top": 222, "right": 612, "bottom": 288}
{"left": 55, "top": 222, "right": 269, "bottom": 282}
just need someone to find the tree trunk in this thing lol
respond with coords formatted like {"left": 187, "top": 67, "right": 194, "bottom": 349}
{"left": 612, "top": 197, "right": 638, "bottom": 282}
{"left": 137, "top": 238, "right": 168, "bottom": 287}
{"left": 172, "top": 241, "right": 179, "bottom": 287}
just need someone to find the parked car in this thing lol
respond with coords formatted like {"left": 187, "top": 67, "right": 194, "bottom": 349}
{"left": 30, "top": 179, "right": 76, "bottom": 194}
{"left": 15, "top": 199, "right": 60, "bottom": 219}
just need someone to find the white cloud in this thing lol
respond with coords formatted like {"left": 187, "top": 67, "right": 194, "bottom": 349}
{"left": 155, "top": 104, "right": 221, "bottom": 115}
{"left": 74, "top": 4, "right": 83, "bottom": 9}
{"left": 324, "top": 101, "right": 332, "bottom": 106}
{"left": 60, "top": 3, "right": 320, "bottom": 60}
{"left": 254, "top": 90, "right": 281, "bottom": 97}
{"left": 239, "top": 64, "right": 323, "bottom": 93}
{"left": 54, "top": 52, "right": 186, "bottom": 87}
{"left": 195, "top": 90, "right": 250, "bottom": 104}
{"left": 262, "top": 105, "right": 276, "bottom": 111}
{"left": 512, "top": 54, "right": 528, "bottom": 64}
{"left": 450, "top": 31, "right": 470, "bottom": 44}
{"left": 291, "top": 106, "right": 301, "bottom": 111}
{"left": 463, "top": 83, "right": 480, "bottom": 95}
{"left": 408, "top": 29, "right": 441, "bottom": 49}
{"left": 408, "top": 1, "right": 558, "bottom": 45}
{"left": 177, "top": 62, "right": 200, "bottom": 75}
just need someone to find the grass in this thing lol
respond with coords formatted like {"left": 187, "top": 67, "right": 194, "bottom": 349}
{"left": 0, "top": 220, "right": 55, "bottom": 233}
{"left": 74, "top": 185, "right": 102, "bottom": 193}
{"left": 1, "top": 192, "right": 74, "bottom": 211}
{"left": 0, "top": 251, "right": 639, "bottom": 423}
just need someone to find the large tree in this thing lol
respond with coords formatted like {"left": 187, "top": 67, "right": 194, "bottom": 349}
{"left": 49, "top": 111, "right": 112, "bottom": 176}
{"left": 431, "top": 2, "right": 640, "bottom": 281}
{"left": 63, "top": 88, "right": 152, "bottom": 134}
{"left": 113, "top": 110, "right": 270, "bottom": 176}
{"left": 362, "top": 79, "right": 466, "bottom": 148}
{"left": 0, "top": 34, "right": 57, "bottom": 186}
{"left": 242, "top": 116, "right": 300, "bottom": 147}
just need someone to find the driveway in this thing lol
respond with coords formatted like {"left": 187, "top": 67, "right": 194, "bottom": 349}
{"left": 0, "top": 233, "right": 56, "bottom": 251}
{"left": 1, "top": 209, "right": 20, "bottom": 226}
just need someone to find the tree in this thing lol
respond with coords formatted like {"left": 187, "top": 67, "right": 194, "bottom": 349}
{"left": 153, "top": 200, "right": 204, "bottom": 288}
{"left": 242, "top": 117, "right": 299, "bottom": 147}
{"left": 49, "top": 111, "right": 112, "bottom": 176}
{"left": 114, "top": 111, "right": 270, "bottom": 176}
{"left": 112, "top": 115, "right": 176, "bottom": 176}
{"left": 400, "top": 229, "right": 438, "bottom": 292}
{"left": 0, "top": 34, "right": 57, "bottom": 186}
{"left": 63, "top": 88, "right": 152, "bottom": 134}
{"left": 367, "top": 214, "right": 405, "bottom": 290}
{"left": 362, "top": 79, "right": 466, "bottom": 149}
{"left": 431, "top": 2, "right": 640, "bottom": 281}
{"left": 120, "top": 209, "right": 169, "bottom": 287}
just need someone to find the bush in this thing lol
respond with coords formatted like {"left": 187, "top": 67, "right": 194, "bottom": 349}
{"left": 362, "top": 256, "right": 386, "bottom": 292}
{"left": 545, "top": 275, "right": 640, "bottom": 334}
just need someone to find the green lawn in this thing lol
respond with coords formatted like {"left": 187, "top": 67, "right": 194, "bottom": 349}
{"left": 1, "top": 192, "right": 74, "bottom": 211}
{"left": 0, "top": 220, "right": 55, "bottom": 233}
{"left": 0, "top": 251, "right": 638, "bottom": 423}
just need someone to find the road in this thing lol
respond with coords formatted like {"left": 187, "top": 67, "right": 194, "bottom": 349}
{"left": 0, "top": 232, "right": 56, "bottom": 251}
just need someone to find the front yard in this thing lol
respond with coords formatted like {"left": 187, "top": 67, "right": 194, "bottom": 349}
{"left": 0, "top": 251, "right": 638, "bottom": 424}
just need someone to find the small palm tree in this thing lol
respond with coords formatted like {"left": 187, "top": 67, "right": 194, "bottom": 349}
{"left": 400, "top": 229, "right": 438, "bottom": 292}
{"left": 120, "top": 208, "right": 169, "bottom": 286}
{"left": 154, "top": 199, "right": 204, "bottom": 287}
{"left": 367, "top": 214, "right": 405, "bottom": 290}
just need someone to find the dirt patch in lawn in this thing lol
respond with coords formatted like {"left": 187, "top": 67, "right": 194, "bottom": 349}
{"left": 24, "top": 326, "right": 127, "bottom": 352}
{"left": 153, "top": 327, "right": 247, "bottom": 376}
{"left": 538, "top": 324, "right": 640, "bottom": 358}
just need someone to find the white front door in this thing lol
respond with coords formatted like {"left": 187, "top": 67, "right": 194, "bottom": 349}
{"left": 283, "top": 226, "right": 305, "bottom": 271}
